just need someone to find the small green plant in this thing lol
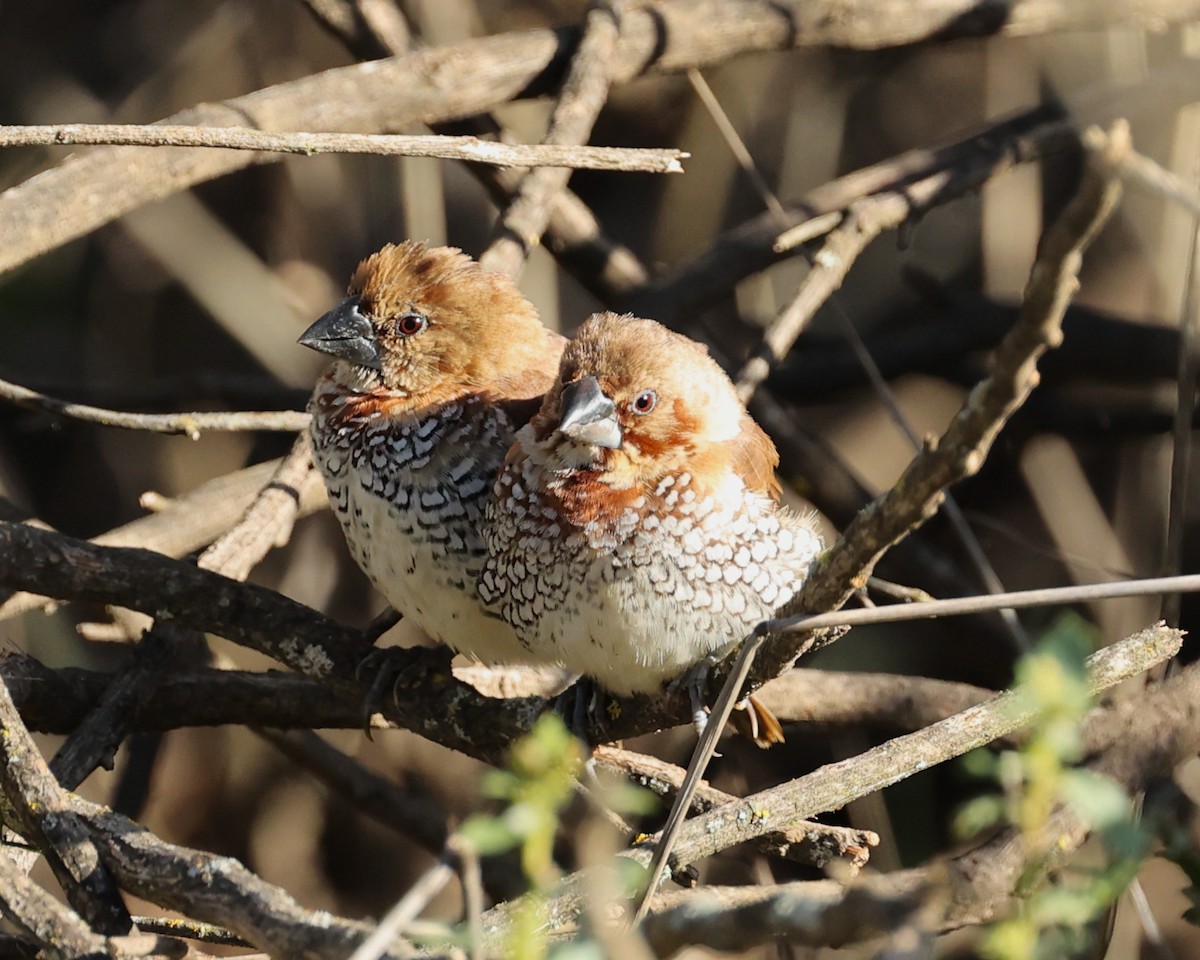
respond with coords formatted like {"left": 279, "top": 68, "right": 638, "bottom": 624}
{"left": 457, "top": 713, "right": 654, "bottom": 960}
{"left": 955, "top": 612, "right": 1148, "bottom": 959}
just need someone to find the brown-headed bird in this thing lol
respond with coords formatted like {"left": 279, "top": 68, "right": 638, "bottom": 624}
{"left": 300, "top": 241, "right": 565, "bottom": 664}
{"left": 479, "top": 312, "right": 824, "bottom": 740}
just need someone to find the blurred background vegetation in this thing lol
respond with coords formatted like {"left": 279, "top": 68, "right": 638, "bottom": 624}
{"left": 1, "top": 1, "right": 1198, "bottom": 956}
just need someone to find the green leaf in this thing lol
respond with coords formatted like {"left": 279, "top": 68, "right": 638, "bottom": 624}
{"left": 460, "top": 814, "right": 520, "bottom": 856}
{"left": 1058, "top": 770, "right": 1129, "bottom": 831}
{"left": 954, "top": 795, "right": 1006, "bottom": 838}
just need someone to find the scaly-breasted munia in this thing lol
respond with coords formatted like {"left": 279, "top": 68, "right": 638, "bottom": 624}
{"left": 479, "top": 312, "right": 824, "bottom": 737}
{"left": 300, "top": 241, "right": 565, "bottom": 664}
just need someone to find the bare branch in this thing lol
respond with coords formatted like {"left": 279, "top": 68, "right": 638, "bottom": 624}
{"left": 765, "top": 573, "right": 1200, "bottom": 635}
{"left": 481, "top": 0, "right": 623, "bottom": 278}
{"left": 0, "top": 458, "right": 329, "bottom": 622}
{"left": 1083, "top": 122, "right": 1200, "bottom": 220}
{"left": 197, "top": 432, "right": 316, "bottom": 582}
{"left": 0, "top": 680, "right": 131, "bottom": 935}
{"left": 642, "top": 874, "right": 932, "bottom": 956}
{"left": 594, "top": 746, "right": 878, "bottom": 870}
{"left": 0, "top": 375, "right": 309, "bottom": 439}
{"left": 735, "top": 194, "right": 909, "bottom": 401}
{"left": 0, "top": 123, "right": 685, "bottom": 173}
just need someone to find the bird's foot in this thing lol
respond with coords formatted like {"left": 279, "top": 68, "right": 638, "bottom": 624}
{"left": 666, "top": 657, "right": 721, "bottom": 737}
{"left": 667, "top": 658, "right": 785, "bottom": 748}
{"left": 550, "top": 676, "right": 609, "bottom": 747}
{"left": 356, "top": 643, "right": 453, "bottom": 737}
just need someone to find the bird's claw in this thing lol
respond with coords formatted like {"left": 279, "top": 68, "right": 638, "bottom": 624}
{"left": 356, "top": 644, "right": 451, "bottom": 737}
{"left": 550, "top": 676, "right": 608, "bottom": 747}
{"left": 666, "top": 657, "right": 721, "bottom": 738}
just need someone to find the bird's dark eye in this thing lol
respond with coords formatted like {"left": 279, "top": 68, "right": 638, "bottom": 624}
{"left": 631, "top": 389, "right": 657, "bottom": 414}
{"left": 395, "top": 311, "right": 428, "bottom": 337}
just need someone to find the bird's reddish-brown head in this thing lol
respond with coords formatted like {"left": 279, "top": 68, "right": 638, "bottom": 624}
{"left": 530, "top": 312, "right": 781, "bottom": 499}
{"left": 299, "top": 241, "right": 561, "bottom": 411}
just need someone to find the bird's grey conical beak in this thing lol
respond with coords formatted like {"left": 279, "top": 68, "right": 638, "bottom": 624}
{"left": 558, "top": 376, "right": 621, "bottom": 449}
{"left": 298, "top": 296, "right": 382, "bottom": 371}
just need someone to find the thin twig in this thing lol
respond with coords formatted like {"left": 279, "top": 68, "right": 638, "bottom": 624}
{"left": 686, "top": 67, "right": 789, "bottom": 227}
{"left": 764, "top": 573, "right": 1200, "bottom": 636}
{"left": 198, "top": 432, "right": 315, "bottom": 581}
{"left": 1083, "top": 123, "right": 1200, "bottom": 221}
{"left": 480, "top": 1, "right": 623, "bottom": 279}
{"left": 594, "top": 746, "right": 878, "bottom": 869}
{"left": 0, "top": 457, "right": 329, "bottom": 622}
{"left": 0, "top": 375, "right": 309, "bottom": 438}
{"left": 0, "top": 123, "right": 685, "bottom": 173}
{"left": 837, "top": 314, "right": 1033, "bottom": 651}
{"left": 129, "top": 916, "right": 251, "bottom": 947}
{"left": 734, "top": 193, "right": 908, "bottom": 401}
{"left": 633, "top": 632, "right": 768, "bottom": 921}
{"left": 347, "top": 856, "right": 454, "bottom": 960}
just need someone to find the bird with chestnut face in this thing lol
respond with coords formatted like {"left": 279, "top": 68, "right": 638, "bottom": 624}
{"left": 480, "top": 311, "right": 824, "bottom": 741}
{"left": 300, "top": 241, "right": 565, "bottom": 665}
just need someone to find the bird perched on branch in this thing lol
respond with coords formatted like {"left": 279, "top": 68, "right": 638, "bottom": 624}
{"left": 479, "top": 312, "right": 825, "bottom": 742}
{"left": 300, "top": 241, "right": 565, "bottom": 665}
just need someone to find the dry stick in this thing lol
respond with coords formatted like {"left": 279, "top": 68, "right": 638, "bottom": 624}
{"left": 734, "top": 194, "right": 907, "bottom": 402}
{"left": 0, "top": 123, "right": 685, "bottom": 173}
{"left": 479, "top": 1, "right": 622, "bottom": 280}
{"left": 347, "top": 855, "right": 456, "bottom": 960}
{"left": 594, "top": 746, "right": 878, "bottom": 869}
{"left": 0, "top": 456, "right": 329, "bottom": 622}
{"left": 749, "top": 121, "right": 1130, "bottom": 686}
{"left": 301, "top": 0, "right": 412, "bottom": 56}
{"left": 0, "top": 520, "right": 537, "bottom": 766}
{"left": 1083, "top": 124, "right": 1200, "bottom": 221}
{"left": 64, "top": 793, "right": 401, "bottom": 960}
{"left": 641, "top": 875, "right": 931, "bottom": 956}
{"left": 0, "top": 680, "right": 132, "bottom": 937}
{"left": 0, "top": 848, "right": 111, "bottom": 960}
{"left": 850, "top": 321, "right": 1035, "bottom": 653}
{"left": 628, "top": 110, "right": 1077, "bottom": 322}
{"left": 687, "top": 67, "right": 789, "bottom": 226}
{"left": 765, "top": 573, "right": 1200, "bottom": 635}
{"left": 4, "top": 653, "right": 979, "bottom": 761}
{"left": 6, "top": 537, "right": 1198, "bottom": 770}
{"left": 634, "top": 632, "right": 770, "bottom": 922}
{"left": 0, "top": 375, "right": 309, "bottom": 439}
{"left": 198, "top": 431, "right": 316, "bottom": 581}
{"left": 128, "top": 916, "right": 251, "bottom": 948}
{"left": 705, "top": 67, "right": 1031, "bottom": 657}
{"left": 682, "top": 91, "right": 1041, "bottom": 670}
